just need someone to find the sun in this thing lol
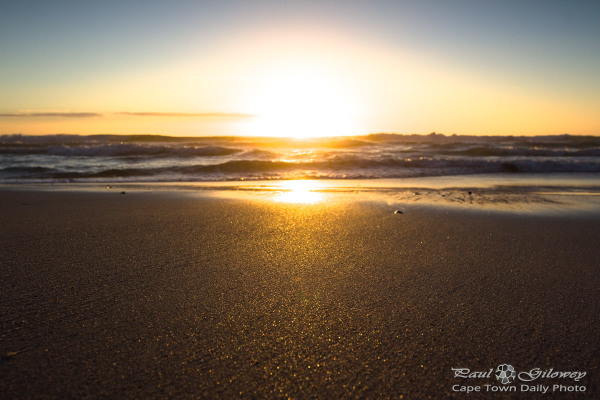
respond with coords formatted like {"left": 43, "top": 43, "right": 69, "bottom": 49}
{"left": 242, "top": 65, "right": 361, "bottom": 138}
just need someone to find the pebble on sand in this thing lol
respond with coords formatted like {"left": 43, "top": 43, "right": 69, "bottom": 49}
{"left": 394, "top": 210, "right": 404, "bottom": 214}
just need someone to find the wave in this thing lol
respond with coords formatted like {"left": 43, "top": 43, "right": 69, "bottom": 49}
{"left": 2, "top": 157, "right": 599, "bottom": 182}
{"left": 1, "top": 133, "right": 599, "bottom": 182}
{"left": 0, "top": 143, "right": 242, "bottom": 157}
{"left": 437, "top": 145, "right": 600, "bottom": 158}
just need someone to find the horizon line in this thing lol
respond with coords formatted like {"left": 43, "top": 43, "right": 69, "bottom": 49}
{"left": 1, "top": 132, "right": 594, "bottom": 139}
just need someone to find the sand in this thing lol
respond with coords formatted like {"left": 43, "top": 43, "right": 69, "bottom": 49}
{"left": 0, "top": 188, "right": 599, "bottom": 398}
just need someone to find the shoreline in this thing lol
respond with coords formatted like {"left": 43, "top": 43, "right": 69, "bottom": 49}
{"left": 2, "top": 173, "right": 600, "bottom": 215}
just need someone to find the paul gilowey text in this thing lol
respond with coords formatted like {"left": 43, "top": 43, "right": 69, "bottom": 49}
{"left": 451, "top": 366, "right": 587, "bottom": 394}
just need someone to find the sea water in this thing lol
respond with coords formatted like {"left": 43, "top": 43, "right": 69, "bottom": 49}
{"left": 1, "top": 133, "right": 599, "bottom": 184}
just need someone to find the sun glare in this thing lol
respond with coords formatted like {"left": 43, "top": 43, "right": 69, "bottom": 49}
{"left": 243, "top": 66, "right": 361, "bottom": 138}
{"left": 274, "top": 180, "right": 324, "bottom": 204}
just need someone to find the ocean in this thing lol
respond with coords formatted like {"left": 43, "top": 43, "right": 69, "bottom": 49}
{"left": 1, "top": 133, "right": 599, "bottom": 183}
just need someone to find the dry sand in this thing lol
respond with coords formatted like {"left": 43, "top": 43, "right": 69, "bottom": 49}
{"left": 1, "top": 189, "right": 599, "bottom": 398}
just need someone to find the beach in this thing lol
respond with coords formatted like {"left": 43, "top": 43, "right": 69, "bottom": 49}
{"left": 0, "top": 187, "right": 598, "bottom": 398}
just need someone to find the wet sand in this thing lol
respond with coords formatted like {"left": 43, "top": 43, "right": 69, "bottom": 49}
{"left": 1, "top": 189, "right": 599, "bottom": 398}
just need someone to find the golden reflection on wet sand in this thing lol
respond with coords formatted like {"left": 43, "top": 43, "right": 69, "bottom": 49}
{"left": 273, "top": 180, "right": 325, "bottom": 204}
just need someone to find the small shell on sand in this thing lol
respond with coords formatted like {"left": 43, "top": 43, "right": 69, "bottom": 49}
{"left": 394, "top": 210, "right": 404, "bottom": 214}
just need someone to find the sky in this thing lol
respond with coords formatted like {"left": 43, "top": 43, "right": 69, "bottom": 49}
{"left": 1, "top": 0, "right": 599, "bottom": 137}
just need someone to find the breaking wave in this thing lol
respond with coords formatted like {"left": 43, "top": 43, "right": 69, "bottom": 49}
{"left": 1, "top": 133, "right": 599, "bottom": 182}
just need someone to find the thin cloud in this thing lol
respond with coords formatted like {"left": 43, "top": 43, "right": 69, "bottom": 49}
{"left": 0, "top": 112, "right": 103, "bottom": 118}
{"left": 117, "top": 112, "right": 254, "bottom": 118}
{"left": 0, "top": 111, "right": 254, "bottom": 118}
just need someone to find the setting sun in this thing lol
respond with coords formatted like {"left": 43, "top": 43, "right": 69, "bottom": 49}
{"left": 241, "top": 64, "right": 362, "bottom": 138}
